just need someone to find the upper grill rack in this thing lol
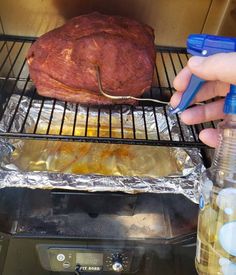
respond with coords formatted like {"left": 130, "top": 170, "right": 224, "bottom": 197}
{"left": 0, "top": 35, "right": 215, "bottom": 147}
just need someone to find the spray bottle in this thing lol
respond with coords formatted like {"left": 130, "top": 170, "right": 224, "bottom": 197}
{"left": 170, "top": 34, "right": 236, "bottom": 275}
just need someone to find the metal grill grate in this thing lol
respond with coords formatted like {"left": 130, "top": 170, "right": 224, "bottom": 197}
{"left": 0, "top": 35, "right": 214, "bottom": 148}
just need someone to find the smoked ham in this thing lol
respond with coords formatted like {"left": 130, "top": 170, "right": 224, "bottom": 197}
{"left": 27, "top": 12, "right": 156, "bottom": 105}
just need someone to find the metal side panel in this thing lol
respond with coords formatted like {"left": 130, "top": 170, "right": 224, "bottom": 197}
{"left": 218, "top": 0, "right": 236, "bottom": 37}
{"left": 0, "top": 16, "right": 4, "bottom": 35}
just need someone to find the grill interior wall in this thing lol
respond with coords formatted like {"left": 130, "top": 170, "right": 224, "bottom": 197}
{"left": 0, "top": 0, "right": 234, "bottom": 46}
{"left": 0, "top": 1, "right": 236, "bottom": 80}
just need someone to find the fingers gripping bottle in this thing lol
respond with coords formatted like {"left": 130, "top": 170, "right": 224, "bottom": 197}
{"left": 195, "top": 84, "right": 236, "bottom": 275}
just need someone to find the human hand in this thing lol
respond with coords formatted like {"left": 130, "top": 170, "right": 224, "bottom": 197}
{"left": 170, "top": 53, "right": 236, "bottom": 147}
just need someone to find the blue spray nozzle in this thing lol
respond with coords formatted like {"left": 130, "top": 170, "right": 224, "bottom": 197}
{"left": 187, "top": 34, "right": 236, "bottom": 56}
{"left": 187, "top": 34, "right": 207, "bottom": 56}
{"left": 224, "top": 85, "right": 236, "bottom": 114}
{"left": 170, "top": 34, "right": 236, "bottom": 115}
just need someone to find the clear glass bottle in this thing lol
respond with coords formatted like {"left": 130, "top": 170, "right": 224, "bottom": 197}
{"left": 195, "top": 85, "right": 236, "bottom": 275}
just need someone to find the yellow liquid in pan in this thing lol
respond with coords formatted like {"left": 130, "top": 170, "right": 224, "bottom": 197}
{"left": 11, "top": 126, "right": 183, "bottom": 177}
{"left": 11, "top": 139, "right": 182, "bottom": 177}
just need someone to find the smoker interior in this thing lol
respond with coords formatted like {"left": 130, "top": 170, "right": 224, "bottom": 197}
{"left": 0, "top": 28, "right": 218, "bottom": 275}
{"left": 0, "top": 34, "right": 208, "bottom": 274}
{"left": 1, "top": 1, "right": 236, "bottom": 273}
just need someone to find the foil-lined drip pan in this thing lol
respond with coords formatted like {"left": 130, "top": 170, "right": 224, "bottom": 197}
{"left": 0, "top": 94, "right": 205, "bottom": 203}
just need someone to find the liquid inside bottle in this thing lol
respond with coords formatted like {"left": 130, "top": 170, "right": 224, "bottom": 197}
{"left": 196, "top": 115, "right": 236, "bottom": 275}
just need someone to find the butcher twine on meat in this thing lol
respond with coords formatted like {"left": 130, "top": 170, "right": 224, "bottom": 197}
{"left": 27, "top": 12, "right": 156, "bottom": 105}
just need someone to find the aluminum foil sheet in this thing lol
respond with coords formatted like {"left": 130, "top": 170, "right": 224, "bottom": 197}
{"left": 0, "top": 93, "right": 205, "bottom": 203}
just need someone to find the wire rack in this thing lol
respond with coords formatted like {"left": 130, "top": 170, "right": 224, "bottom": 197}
{"left": 0, "top": 35, "right": 215, "bottom": 147}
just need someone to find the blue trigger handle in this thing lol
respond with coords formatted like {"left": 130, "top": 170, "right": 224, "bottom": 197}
{"left": 170, "top": 75, "right": 205, "bottom": 115}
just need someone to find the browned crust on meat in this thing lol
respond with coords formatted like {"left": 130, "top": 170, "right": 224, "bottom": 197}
{"left": 27, "top": 12, "right": 155, "bottom": 105}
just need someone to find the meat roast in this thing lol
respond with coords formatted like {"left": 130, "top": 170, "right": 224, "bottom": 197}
{"left": 27, "top": 12, "right": 156, "bottom": 105}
